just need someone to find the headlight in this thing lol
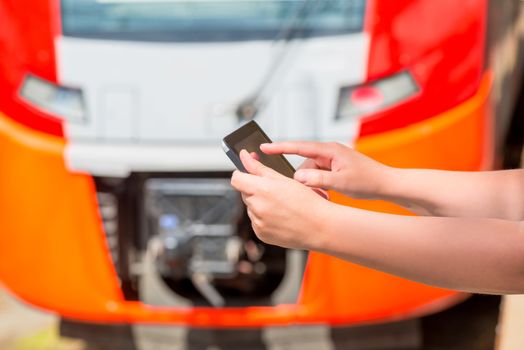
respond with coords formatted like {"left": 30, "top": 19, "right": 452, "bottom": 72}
{"left": 19, "top": 74, "right": 86, "bottom": 122}
{"left": 336, "top": 71, "right": 419, "bottom": 120}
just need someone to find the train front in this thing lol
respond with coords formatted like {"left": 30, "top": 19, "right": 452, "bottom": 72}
{"left": 0, "top": 0, "right": 494, "bottom": 347}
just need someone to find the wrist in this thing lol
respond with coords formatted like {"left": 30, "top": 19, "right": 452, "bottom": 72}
{"left": 365, "top": 164, "right": 401, "bottom": 200}
{"left": 306, "top": 199, "right": 341, "bottom": 252}
{"left": 377, "top": 166, "right": 429, "bottom": 214}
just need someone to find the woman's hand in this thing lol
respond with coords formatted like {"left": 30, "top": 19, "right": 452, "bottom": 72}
{"left": 261, "top": 141, "right": 391, "bottom": 199}
{"left": 230, "top": 149, "right": 331, "bottom": 250}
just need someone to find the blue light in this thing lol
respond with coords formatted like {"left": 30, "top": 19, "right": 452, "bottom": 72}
{"left": 159, "top": 214, "right": 179, "bottom": 230}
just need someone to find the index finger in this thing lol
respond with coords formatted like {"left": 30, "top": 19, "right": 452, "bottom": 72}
{"left": 260, "top": 141, "right": 338, "bottom": 159}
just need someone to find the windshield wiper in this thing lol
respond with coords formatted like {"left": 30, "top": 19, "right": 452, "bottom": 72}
{"left": 236, "top": 0, "right": 325, "bottom": 121}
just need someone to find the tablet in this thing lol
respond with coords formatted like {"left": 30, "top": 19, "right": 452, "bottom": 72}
{"left": 222, "top": 121, "right": 295, "bottom": 178}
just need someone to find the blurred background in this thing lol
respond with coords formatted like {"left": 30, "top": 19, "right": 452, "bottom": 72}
{"left": 1, "top": 0, "right": 524, "bottom": 349}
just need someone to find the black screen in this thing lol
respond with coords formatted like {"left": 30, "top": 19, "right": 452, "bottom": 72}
{"left": 225, "top": 122, "right": 295, "bottom": 178}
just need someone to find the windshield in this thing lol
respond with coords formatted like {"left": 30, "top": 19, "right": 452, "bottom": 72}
{"left": 61, "top": 0, "right": 366, "bottom": 42}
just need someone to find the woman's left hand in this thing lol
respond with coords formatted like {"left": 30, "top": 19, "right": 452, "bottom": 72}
{"left": 230, "top": 149, "right": 331, "bottom": 250}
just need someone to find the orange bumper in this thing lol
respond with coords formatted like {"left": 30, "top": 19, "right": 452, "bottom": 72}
{"left": 0, "top": 73, "right": 491, "bottom": 327}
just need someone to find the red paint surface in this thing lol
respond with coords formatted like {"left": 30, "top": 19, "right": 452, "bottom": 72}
{"left": 360, "top": 0, "right": 486, "bottom": 136}
{"left": 0, "top": 1, "right": 63, "bottom": 136}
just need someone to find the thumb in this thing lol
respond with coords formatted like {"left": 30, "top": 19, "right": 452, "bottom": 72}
{"left": 240, "top": 149, "right": 281, "bottom": 179}
{"left": 294, "top": 169, "right": 337, "bottom": 189}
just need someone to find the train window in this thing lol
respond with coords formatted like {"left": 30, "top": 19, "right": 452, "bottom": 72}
{"left": 61, "top": 0, "right": 366, "bottom": 42}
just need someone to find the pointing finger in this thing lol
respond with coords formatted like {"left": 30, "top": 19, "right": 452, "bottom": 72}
{"left": 260, "top": 141, "right": 342, "bottom": 159}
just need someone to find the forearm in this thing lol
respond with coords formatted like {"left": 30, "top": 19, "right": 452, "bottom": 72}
{"left": 378, "top": 168, "right": 524, "bottom": 220}
{"left": 317, "top": 203, "right": 524, "bottom": 294}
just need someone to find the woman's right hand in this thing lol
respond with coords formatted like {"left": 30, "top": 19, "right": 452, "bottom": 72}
{"left": 260, "top": 141, "right": 392, "bottom": 200}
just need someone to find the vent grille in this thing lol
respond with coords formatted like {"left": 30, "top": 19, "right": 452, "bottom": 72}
{"left": 97, "top": 192, "right": 120, "bottom": 273}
